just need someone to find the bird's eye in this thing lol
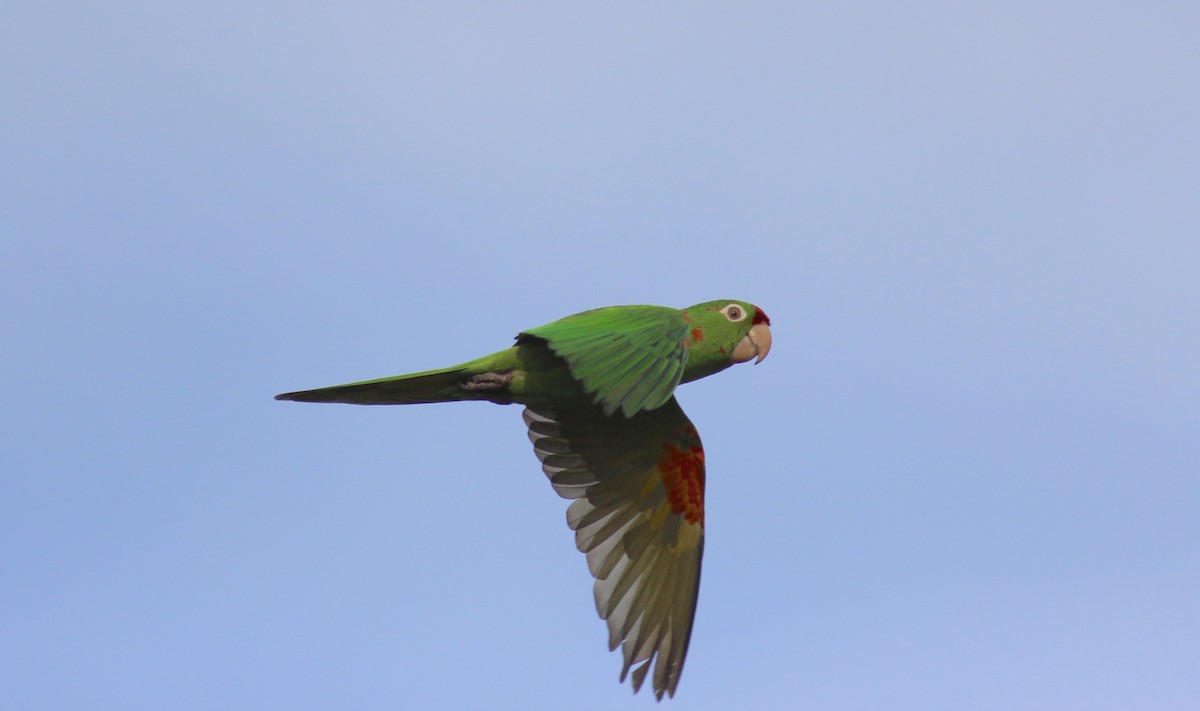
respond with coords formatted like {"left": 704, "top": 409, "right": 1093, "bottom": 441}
{"left": 722, "top": 304, "right": 745, "bottom": 321}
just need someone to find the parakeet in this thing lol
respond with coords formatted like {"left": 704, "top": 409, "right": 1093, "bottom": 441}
{"left": 275, "top": 299, "right": 772, "bottom": 699}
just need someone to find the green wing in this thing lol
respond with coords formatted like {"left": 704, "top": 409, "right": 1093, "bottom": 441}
{"left": 519, "top": 306, "right": 689, "bottom": 417}
{"left": 524, "top": 398, "right": 705, "bottom": 700}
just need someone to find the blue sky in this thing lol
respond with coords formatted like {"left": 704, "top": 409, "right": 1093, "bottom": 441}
{"left": 3, "top": 3, "right": 1197, "bottom": 709}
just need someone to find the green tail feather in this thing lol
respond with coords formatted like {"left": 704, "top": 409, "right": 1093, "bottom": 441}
{"left": 275, "top": 343, "right": 587, "bottom": 408}
{"left": 275, "top": 365, "right": 482, "bottom": 405}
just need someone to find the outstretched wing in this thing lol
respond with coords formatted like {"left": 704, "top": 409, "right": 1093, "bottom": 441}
{"left": 519, "top": 305, "right": 689, "bottom": 417}
{"left": 523, "top": 398, "right": 705, "bottom": 700}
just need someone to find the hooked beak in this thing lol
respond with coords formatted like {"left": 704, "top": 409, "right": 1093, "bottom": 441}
{"left": 731, "top": 322, "right": 772, "bottom": 364}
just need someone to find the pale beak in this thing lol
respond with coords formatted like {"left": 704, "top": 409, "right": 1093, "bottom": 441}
{"left": 731, "top": 322, "right": 772, "bottom": 364}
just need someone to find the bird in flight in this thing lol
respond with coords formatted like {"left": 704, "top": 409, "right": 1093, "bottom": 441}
{"left": 276, "top": 299, "right": 772, "bottom": 699}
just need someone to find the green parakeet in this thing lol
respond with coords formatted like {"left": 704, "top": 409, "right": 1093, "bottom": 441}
{"left": 276, "top": 300, "right": 772, "bottom": 699}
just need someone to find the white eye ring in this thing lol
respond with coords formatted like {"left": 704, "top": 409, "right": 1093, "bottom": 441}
{"left": 721, "top": 304, "right": 746, "bottom": 321}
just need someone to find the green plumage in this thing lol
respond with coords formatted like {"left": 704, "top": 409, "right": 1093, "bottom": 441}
{"left": 519, "top": 305, "right": 689, "bottom": 416}
{"left": 276, "top": 300, "right": 765, "bottom": 415}
{"left": 275, "top": 299, "right": 772, "bottom": 700}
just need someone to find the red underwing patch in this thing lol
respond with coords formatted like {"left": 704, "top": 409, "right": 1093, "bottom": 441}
{"left": 658, "top": 427, "right": 705, "bottom": 527}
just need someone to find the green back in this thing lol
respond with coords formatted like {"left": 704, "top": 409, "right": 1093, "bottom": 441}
{"left": 520, "top": 305, "right": 689, "bottom": 417}
{"left": 518, "top": 299, "right": 767, "bottom": 417}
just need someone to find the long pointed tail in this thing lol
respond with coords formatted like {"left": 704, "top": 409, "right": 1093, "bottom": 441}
{"left": 276, "top": 365, "right": 482, "bottom": 405}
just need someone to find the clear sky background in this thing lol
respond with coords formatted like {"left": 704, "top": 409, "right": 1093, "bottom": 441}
{"left": 3, "top": 3, "right": 1197, "bottom": 709}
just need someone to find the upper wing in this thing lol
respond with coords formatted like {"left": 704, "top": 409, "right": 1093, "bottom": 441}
{"left": 523, "top": 397, "right": 705, "bottom": 700}
{"left": 519, "top": 306, "right": 689, "bottom": 417}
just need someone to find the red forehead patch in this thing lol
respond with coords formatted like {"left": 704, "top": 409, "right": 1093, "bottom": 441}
{"left": 752, "top": 306, "right": 770, "bottom": 326}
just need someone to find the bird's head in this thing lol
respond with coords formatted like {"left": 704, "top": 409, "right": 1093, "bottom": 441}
{"left": 679, "top": 300, "right": 772, "bottom": 383}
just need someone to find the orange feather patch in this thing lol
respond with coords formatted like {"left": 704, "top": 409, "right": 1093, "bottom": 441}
{"left": 658, "top": 426, "right": 705, "bottom": 527}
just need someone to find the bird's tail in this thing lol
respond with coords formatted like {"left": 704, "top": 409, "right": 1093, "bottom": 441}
{"left": 275, "top": 364, "right": 483, "bottom": 405}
